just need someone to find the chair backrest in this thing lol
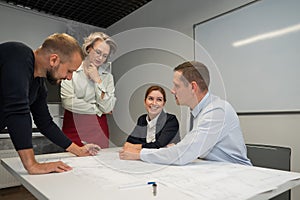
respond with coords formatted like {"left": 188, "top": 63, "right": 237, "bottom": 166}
{"left": 246, "top": 144, "right": 291, "bottom": 200}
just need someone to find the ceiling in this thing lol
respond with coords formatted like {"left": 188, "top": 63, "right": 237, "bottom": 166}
{"left": 1, "top": 0, "right": 152, "bottom": 28}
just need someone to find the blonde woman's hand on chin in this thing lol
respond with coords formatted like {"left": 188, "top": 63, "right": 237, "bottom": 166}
{"left": 87, "top": 65, "right": 101, "bottom": 83}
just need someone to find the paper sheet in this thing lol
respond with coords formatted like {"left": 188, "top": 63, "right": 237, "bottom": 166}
{"left": 39, "top": 150, "right": 300, "bottom": 200}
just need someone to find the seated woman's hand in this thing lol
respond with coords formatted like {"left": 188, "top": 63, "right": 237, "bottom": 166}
{"left": 166, "top": 143, "right": 175, "bottom": 148}
{"left": 123, "top": 142, "right": 142, "bottom": 150}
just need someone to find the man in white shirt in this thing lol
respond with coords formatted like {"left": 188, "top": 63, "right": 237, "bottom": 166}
{"left": 119, "top": 61, "right": 252, "bottom": 166}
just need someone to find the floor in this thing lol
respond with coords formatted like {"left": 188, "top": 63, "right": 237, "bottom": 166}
{"left": 0, "top": 186, "right": 37, "bottom": 200}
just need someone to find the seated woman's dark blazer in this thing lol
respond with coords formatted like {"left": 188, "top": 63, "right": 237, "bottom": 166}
{"left": 126, "top": 110, "right": 180, "bottom": 148}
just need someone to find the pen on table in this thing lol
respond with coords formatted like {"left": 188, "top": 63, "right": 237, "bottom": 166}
{"left": 119, "top": 181, "right": 156, "bottom": 190}
{"left": 81, "top": 141, "right": 101, "bottom": 151}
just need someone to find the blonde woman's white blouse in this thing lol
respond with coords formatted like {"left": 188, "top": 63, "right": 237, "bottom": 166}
{"left": 61, "top": 64, "right": 116, "bottom": 116}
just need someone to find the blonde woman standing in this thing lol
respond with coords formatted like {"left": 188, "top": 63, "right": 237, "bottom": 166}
{"left": 61, "top": 32, "right": 117, "bottom": 148}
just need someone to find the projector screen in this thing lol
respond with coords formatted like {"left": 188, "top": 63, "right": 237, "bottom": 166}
{"left": 194, "top": 0, "right": 300, "bottom": 113}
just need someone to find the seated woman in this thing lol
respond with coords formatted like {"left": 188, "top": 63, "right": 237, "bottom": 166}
{"left": 124, "top": 85, "right": 180, "bottom": 150}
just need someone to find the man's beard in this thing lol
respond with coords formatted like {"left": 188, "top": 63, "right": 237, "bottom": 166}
{"left": 46, "top": 70, "right": 59, "bottom": 85}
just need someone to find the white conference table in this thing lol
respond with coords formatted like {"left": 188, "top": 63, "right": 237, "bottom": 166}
{"left": 1, "top": 148, "right": 300, "bottom": 200}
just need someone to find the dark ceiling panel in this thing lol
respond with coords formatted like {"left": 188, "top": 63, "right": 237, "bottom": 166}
{"left": 1, "top": 0, "right": 152, "bottom": 28}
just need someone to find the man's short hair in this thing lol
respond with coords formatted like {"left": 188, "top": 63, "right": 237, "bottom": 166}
{"left": 42, "top": 33, "right": 84, "bottom": 62}
{"left": 174, "top": 61, "right": 210, "bottom": 91}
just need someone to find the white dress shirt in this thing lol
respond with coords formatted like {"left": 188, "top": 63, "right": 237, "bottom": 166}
{"left": 61, "top": 63, "right": 117, "bottom": 116}
{"left": 140, "top": 93, "right": 252, "bottom": 166}
{"left": 146, "top": 112, "right": 161, "bottom": 143}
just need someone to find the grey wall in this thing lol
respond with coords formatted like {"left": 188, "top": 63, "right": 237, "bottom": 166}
{"left": 0, "top": 3, "right": 66, "bottom": 48}
{"left": 0, "top": 3, "right": 105, "bottom": 47}
{"left": 106, "top": 0, "right": 300, "bottom": 199}
{"left": 106, "top": 0, "right": 250, "bottom": 142}
{"left": 107, "top": 0, "right": 257, "bottom": 146}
